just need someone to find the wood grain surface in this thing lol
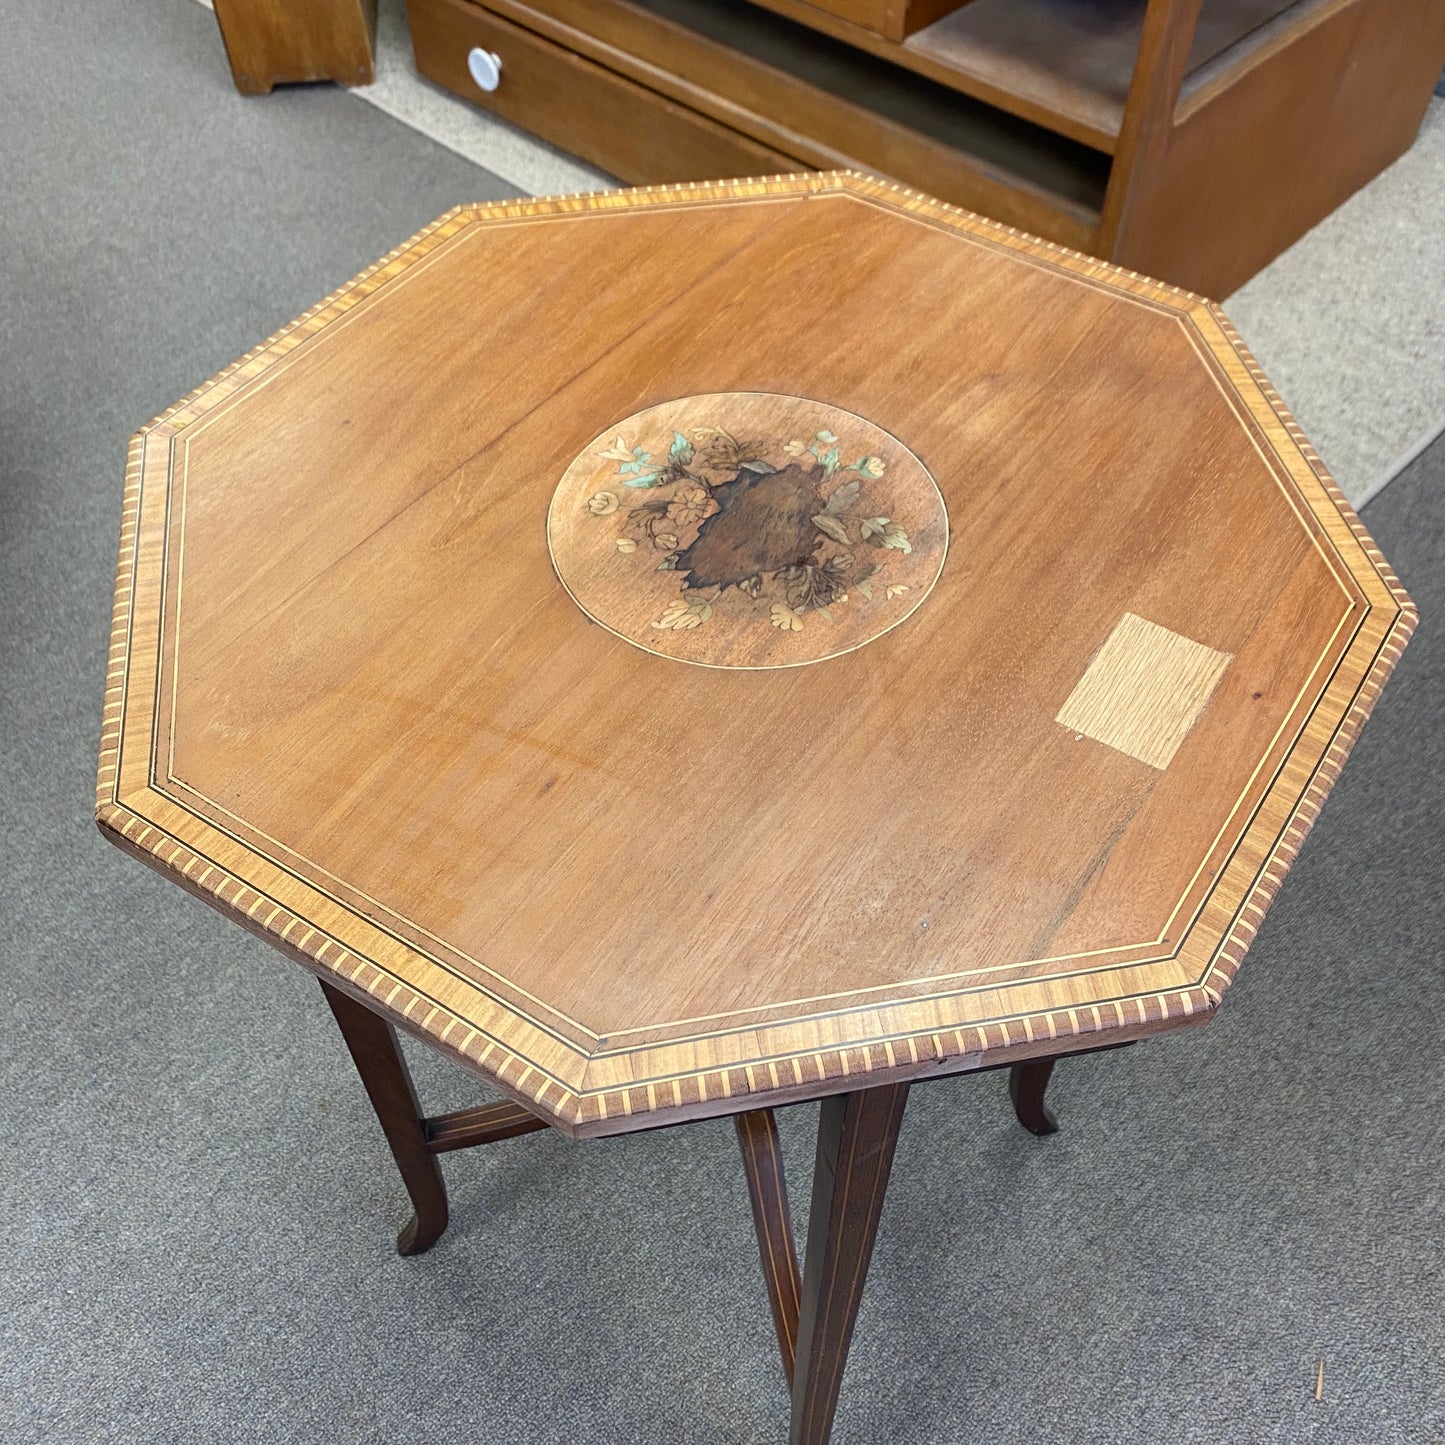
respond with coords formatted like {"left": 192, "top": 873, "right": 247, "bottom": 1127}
{"left": 213, "top": 0, "right": 377, "bottom": 94}
{"left": 96, "top": 173, "right": 1415, "bottom": 1138}
{"left": 1056, "top": 612, "right": 1232, "bottom": 770}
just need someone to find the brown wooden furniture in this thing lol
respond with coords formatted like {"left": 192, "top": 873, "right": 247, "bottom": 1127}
{"left": 406, "top": 0, "right": 1445, "bottom": 295}
{"left": 213, "top": 0, "right": 378, "bottom": 94}
{"left": 97, "top": 175, "right": 1414, "bottom": 1443}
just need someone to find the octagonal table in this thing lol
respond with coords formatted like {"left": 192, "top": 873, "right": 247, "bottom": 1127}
{"left": 97, "top": 173, "right": 1414, "bottom": 1443}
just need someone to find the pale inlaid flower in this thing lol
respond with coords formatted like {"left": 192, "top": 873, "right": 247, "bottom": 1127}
{"left": 784, "top": 438, "right": 807, "bottom": 456}
{"left": 770, "top": 604, "right": 804, "bottom": 632}
{"left": 615, "top": 537, "right": 638, "bottom": 553}
{"left": 653, "top": 532, "right": 679, "bottom": 551}
{"left": 667, "top": 486, "right": 714, "bottom": 527}
{"left": 652, "top": 598, "right": 711, "bottom": 631}
{"left": 589, "top": 491, "right": 620, "bottom": 515}
{"left": 597, "top": 436, "right": 635, "bottom": 463}
{"left": 858, "top": 455, "right": 886, "bottom": 478}
{"left": 885, "top": 584, "right": 909, "bottom": 599}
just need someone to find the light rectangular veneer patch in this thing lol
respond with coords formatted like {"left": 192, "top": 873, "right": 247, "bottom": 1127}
{"left": 1057, "top": 613, "right": 1233, "bottom": 770}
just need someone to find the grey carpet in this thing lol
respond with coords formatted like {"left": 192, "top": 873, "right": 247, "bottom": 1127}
{"left": 1225, "top": 97, "right": 1445, "bottom": 508}
{"left": 3, "top": 2, "right": 1442, "bottom": 1442}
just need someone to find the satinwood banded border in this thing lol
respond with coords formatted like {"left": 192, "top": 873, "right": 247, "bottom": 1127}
{"left": 97, "top": 172, "right": 1415, "bottom": 1138}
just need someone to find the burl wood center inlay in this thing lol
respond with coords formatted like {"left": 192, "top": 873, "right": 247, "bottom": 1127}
{"left": 547, "top": 392, "right": 948, "bottom": 669}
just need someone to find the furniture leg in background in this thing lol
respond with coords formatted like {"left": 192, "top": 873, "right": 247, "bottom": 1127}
{"left": 736, "top": 1108, "right": 804, "bottom": 1385}
{"left": 213, "top": 0, "right": 378, "bottom": 94}
{"left": 791, "top": 1085, "right": 911, "bottom": 1445}
{"left": 1008, "top": 1058, "right": 1060, "bottom": 1136}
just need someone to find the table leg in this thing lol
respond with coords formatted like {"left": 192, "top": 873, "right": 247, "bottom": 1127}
{"left": 790, "top": 1084, "right": 910, "bottom": 1445}
{"left": 319, "top": 979, "right": 449, "bottom": 1255}
{"left": 735, "top": 1109, "right": 803, "bottom": 1386}
{"left": 1008, "top": 1058, "right": 1060, "bottom": 1136}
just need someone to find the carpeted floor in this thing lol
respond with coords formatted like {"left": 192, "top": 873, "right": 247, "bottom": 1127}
{"left": 2, "top": 2, "right": 1442, "bottom": 1443}
{"left": 1226, "top": 98, "right": 1445, "bottom": 507}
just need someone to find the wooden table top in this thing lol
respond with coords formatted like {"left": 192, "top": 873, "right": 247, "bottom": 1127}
{"left": 97, "top": 173, "right": 1414, "bottom": 1137}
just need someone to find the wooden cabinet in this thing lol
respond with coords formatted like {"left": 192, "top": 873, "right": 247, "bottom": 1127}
{"left": 406, "top": 0, "right": 1445, "bottom": 296}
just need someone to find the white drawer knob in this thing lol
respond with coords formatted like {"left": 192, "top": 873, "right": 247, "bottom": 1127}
{"left": 467, "top": 47, "right": 502, "bottom": 92}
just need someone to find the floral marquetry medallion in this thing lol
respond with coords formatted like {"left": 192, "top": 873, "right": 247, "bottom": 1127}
{"left": 547, "top": 392, "right": 949, "bottom": 668}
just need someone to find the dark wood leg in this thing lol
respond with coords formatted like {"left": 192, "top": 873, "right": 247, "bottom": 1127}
{"left": 736, "top": 1109, "right": 803, "bottom": 1386}
{"left": 319, "top": 979, "right": 449, "bottom": 1256}
{"left": 1008, "top": 1057, "right": 1059, "bottom": 1136}
{"left": 790, "top": 1084, "right": 910, "bottom": 1445}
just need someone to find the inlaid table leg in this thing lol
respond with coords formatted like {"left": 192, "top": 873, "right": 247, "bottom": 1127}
{"left": 319, "top": 979, "right": 449, "bottom": 1255}
{"left": 790, "top": 1084, "right": 910, "bottom": 1445}
{"left": 735, "top": 1108, "right": 803, "bottom": 1386}
{"left": 1008, "top": 1058, "right": 1059, "bottom": 1136}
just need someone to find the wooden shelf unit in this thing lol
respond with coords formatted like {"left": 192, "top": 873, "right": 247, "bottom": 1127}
{"left": 755, "top": 0, "right": 1345, "bottom": 150}
{"left": 407, "top": 0, "right": 1445, "bottom": 295}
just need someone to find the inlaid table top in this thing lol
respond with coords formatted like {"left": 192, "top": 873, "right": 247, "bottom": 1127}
{"left": 97, "top": 173, "right": 1414, "bottom": 1138}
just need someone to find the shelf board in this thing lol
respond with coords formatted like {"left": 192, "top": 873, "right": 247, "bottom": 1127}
{"left": 632, "top": 0, "right": 1110, "bottom": 213}
{"left": 906, "top": 0, "right": 1327, "bottom": 146}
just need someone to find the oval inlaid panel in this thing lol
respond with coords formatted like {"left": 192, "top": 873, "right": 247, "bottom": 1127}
{"left": 548, "top": 393, "right": 948, "bottom": 669}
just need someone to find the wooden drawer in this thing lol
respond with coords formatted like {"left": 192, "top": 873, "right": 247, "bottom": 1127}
{"left": 752, "top": 0, "right": 966, "bottom": 42}
{"left": 406, "top": 0, "right": 799, "bottom": 183}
